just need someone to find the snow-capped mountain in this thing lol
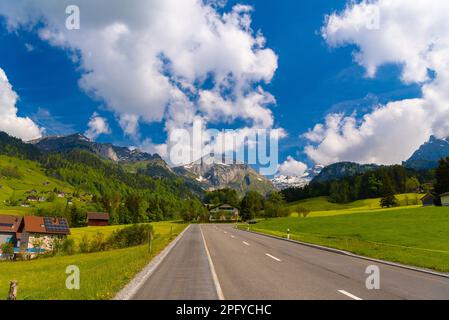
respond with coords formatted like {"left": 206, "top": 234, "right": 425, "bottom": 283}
{"left": 271, "top": 164, "right": 324, "bottom": 190}
{"left": 174, "top": 155, "right": 276, "bottom": 195}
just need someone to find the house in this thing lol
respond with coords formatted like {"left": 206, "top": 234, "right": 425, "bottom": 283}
{"left": 209, "top": 204, "right": 239, "bottom": 221}
{"left": 0, "top": 215, "right": 23, "bottom": 254}
{"left": 26, "top": 195, "right": 38, "bottom": 202}
{"left": 440, "top": 192, "right": 449, "bottom": 207}
{"left": 21, "top": 216, "right": 70, "bottom": 253}
{"left": 87, "top": 212, "right": 110, "bottom": 226}
{"left": 421, "top": 193, "right": 436, "bottom": 206}
{"left": 57, "top": 191, "right": 66, "bottom": 198}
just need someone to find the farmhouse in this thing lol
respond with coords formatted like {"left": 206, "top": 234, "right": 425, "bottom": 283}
{"left": 421, "top": 193, "right": 436, "bottom": 206}
{"left": 209, "top": 204, "right": 239, "bottom": 221}
{"left": 87, "top": 212, "right": 110, "bottom": 226}
{"left": 21, "top": 216, "right": 70, "bottom": 252}
{"left": 0, "top": 215, "right": 23, "bottom": 253}
{"left": 440, "top": 192, "right": 449, "bottom": 207}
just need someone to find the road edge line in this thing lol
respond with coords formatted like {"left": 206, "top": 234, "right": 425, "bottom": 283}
{"left": 200, "top": 226, "right": 225, "bottom": 300}
{"left": 237, "top": 227, "right": 449, "bottom": 280}
{"left": 114, "top": 224, "right": 191, "bottom": 300}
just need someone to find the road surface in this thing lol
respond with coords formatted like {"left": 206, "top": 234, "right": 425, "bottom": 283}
{"left": 133, "top": 224, "right": 449, "bottom": 300}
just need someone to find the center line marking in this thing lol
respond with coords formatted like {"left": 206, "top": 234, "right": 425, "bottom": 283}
{"left": 242, "top": 241, "right": 250, "bottom": 246}
{"left": 265, "top": 253, "right": 281, "bottom": 262}
{"left": 338, "top": 290, "right": 362, "bottom": 300}
{"left": 230, "top": 235, "right": 235, "bottom": 238}
{"left": 224, "top": 231, "right": 228, "bottom": 234}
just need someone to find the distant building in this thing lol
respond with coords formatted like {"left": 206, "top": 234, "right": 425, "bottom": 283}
{"left": 87, "top": 212, "right": 110, "bottom": 227}
{"left": 421, "top": 193, "right": 436, "bottom": 206}
{"left": 209, "top": 204, "right": 239, "bottom": 221}
{"left": 440, "top": 192, "right": 449, "bottom": 207}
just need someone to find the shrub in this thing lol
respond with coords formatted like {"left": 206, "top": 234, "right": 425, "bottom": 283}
{"left": 1, "top": 242, "right": 14, "bottom": 255}
{"left": 79, "top": 234, "right": 90, "bottom": 253}
{"left": 62, "top": 238, "right": 75, "bottom": 255}
{"left": 108, "top": 224, "right": 153, "bottom": 249}
{"left": 90, "top": 232, "right": 108, "bottom": 252}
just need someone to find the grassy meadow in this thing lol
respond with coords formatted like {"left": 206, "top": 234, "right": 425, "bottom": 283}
{"left": 243, "top": 206, "right": 449, "bottom": 272}
{"left": 0, "top": 221, "right": 186, "bottom": 300}
{"left": 286, "top": 193, "right": 422, "bottom": 217}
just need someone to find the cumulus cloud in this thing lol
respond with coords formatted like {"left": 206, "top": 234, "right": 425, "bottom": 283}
{"left": 0, "top": 68, "right": 42, "bottom": 141}
{"left": 305, "top": 0, "right": 449, "bottom": 165}
{"left": 0, "top": 1, "right": 280, "bottom": 162}
{"left": 277, "top": 156, "right": 308, "bottom": 177}
{"left": 84, "top": 112, "right": 111, "bottom": 140}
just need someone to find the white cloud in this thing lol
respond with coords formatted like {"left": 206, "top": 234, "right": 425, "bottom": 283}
{"left": 84, "top": 112, "right": 111, "bottom": 140}
{"left": 0, "top": 68, "right": 42, "bottom": 141}
{"left": 305, "top": 0, "right": 449, "bottom": 165}
{"left": 277, "top": 156, "right": 308, "bottom": 177}
{"left": 0, "top": 0, "right": 280, "bottom": 151}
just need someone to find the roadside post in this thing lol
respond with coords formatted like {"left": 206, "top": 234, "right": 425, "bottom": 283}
{"left": 148, "top": 230, "right": 153, "bottom": 254}
{"left": 7, "top": 281, "right": 18, "bottom": 300}
{"left": 287, "top": 228, "right": 290, "bottom": 240}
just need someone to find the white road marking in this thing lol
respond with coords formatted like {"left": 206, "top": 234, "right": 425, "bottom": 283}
{"left": 224, "top": 231, "right": 228, "bottom": 234}
{"left": 242, "top": 241, "right": 250, "bottom": 246}
{"left": 265, "top": 253, "right": 281, "bottom": 262}
{"left": 230, "top": 235, "right": 235, "bottom": 238}
{"left": 200, "top": 226, "right": 225, "bottom": 300}
{"left": 338, "top": 290, "right": 363, "bottom": 300}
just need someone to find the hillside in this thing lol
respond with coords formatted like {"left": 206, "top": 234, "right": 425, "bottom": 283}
{"left": 0, "top": 155, "right": 78, "bottom": 216}
{"left": 0, "top": 131, "right": 206, "bottom": 224}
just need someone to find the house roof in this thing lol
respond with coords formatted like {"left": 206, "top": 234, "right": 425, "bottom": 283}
{"left": 421, "top": 193, "right": 436, "bottom": 201}
{"left": 440, "top": 192, "right": 449, "bottom": 197}
{"left": 23, "top": 216, "right": 70, "bottom": 235}
{"left": 0, "top": 215, "right": 23, "bottom": 233}
{"left": 87, "top": 212, "right": 110, "bottom": 221}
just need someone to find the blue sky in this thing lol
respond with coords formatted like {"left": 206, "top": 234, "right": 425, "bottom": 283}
{"left": 0, "top": 0, "right": 438, "bottom": 174}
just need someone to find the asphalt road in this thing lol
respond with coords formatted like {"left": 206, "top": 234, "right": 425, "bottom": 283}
{"left": 133, "top": 224, "right": 449, "bottom": 300}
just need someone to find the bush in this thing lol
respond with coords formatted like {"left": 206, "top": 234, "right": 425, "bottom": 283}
{"left": 108, "top": 224, "right": 153, "bottom": 249}
{"left": 1, "top": 242, "right": 14, "bottom": 255}
{"left": 79, "top": 234, "right": 90, "bottom": 253}
{"left": 62, "top": 238, "right": 75, "bottom": 255}
{"left": 90, "top": 232, "right": 108, "bottom": 252}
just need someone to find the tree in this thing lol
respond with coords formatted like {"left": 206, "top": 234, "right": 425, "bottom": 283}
{"left": 264, "top": 192, "right": 286, "bottom": 218}
{"left": 240, "top": 191, "right": 263, "bottom": 221}
{"left": 380, "top": 179, "right": 398, "bottom": 208}
{"left": 405, "top": 177, "right": 420, "bottom": 193}
{"left": 435, "top": 157, "right": 449, "bottom": 196}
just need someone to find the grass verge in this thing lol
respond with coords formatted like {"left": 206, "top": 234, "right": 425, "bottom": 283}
{"left": 0, "top": 221, "right": 186, "bottom": 300}
{"left": 239, "top": 206, "right": 449, "bottom": 272}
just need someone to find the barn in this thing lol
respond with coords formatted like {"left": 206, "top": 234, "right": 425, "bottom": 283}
{"left": 87, "top": 212, "right": 110, "bottom": 227}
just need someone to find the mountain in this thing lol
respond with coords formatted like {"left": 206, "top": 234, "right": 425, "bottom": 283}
{"left": 404, "top": 136, "right": 449, "bottom": 170}
{"left": 30, "top": 133, "right": 158, "bottom": 163}
{"left": 312, "top": 162, "right": 378, "bottom": 183}
{"left": 271, "top": 165, "right": 324, "bottom": 190}
{"left": 174, "top": 156, "right": 276, "bottom": 195}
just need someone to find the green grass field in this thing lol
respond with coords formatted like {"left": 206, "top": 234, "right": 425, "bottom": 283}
{"left": 286, "top": 193, "right": 422, "bottom": 217}
{"left": 0, "top": 221, "right": 186, "bottom": 300}
{"left": 243, "top": 206, "right": 449, "bottom": 272}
